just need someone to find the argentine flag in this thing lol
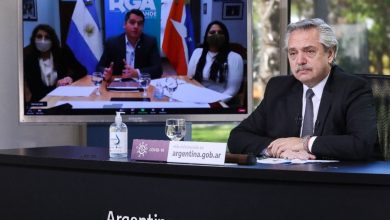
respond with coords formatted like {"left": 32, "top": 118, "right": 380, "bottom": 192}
{"left": 66, "top": 0, "right": 102, "bottom": 74}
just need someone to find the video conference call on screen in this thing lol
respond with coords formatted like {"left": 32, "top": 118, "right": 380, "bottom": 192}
{"left": 21, "top": 0, "right": 250, "bottom": 121}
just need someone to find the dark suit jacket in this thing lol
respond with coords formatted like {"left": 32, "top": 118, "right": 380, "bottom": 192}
{"left": 24, "top": 45, "right": 87, "bottom": 102}
{"left": 97, "top": 33, "right": 162, "bottom": 79}
{"left": 228, "top": 65, "right": 382, "bottom": 160}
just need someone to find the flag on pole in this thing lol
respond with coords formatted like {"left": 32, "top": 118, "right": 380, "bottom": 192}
{"left": 66, "top": 0, "right": 103, "bottom": 74}
{"left": 162, "top": 0, "right": 196, "bottom": 75}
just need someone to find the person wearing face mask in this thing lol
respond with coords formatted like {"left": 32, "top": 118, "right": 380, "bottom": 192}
{"left": 187, "top": 20, "right": 244, "bottom": 103}
{"left": 23, "top": 24, "right": 87, "bottom": 102}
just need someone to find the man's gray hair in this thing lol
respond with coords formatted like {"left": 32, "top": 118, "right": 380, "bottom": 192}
{"left": 285, "top": 18, "right": 338, "bottom": 64}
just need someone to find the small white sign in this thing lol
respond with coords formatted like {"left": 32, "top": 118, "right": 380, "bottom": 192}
{"left": 167, "top": 141, "right": 226, "bottom": 165}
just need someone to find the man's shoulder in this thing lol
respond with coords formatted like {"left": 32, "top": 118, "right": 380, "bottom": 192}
{"left": 330, "top": 65, "right": 368, "bottom": 86}
{"left": 106, "top": 34, "right": 125, "bottom": 43}
{"left": 266, "top": 75, "right": 300, "bottom": 94}
{"left": 268, "top": 75, "right": 297, "bottom": 85}
{"left": 140, "top": 33, "right": 157, "bottom": 44}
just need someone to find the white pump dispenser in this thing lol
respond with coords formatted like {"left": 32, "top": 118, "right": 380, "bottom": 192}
{"left": 109, "top": 112, "right": 128, "bottom": 158}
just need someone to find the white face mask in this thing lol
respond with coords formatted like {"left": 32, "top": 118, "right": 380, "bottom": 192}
{"left": 35, "top": 39, "right": 52, "bottom": 52}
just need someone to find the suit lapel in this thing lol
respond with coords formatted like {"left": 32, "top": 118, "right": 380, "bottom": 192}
{"left": 287, "top": 81, "right": 303, "bottom": 136}
{"left": 316, "top": 90, "right": 332, "bottom": 135}
{"left": 134, "top": 34, "right": 144, "bottom": 67}
{"left": 119, "top": 34, "right": 126, "bottom": 61}
{"left": 315, "top": 72, "right": 334, "bottom": 135}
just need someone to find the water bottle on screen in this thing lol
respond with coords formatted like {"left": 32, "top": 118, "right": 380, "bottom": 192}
{"left": 165, "top": 118, "right": 186, "bottom": 141}
{"left": 91, "top": 72, "right": 103, "bottom": 95}
{"left": 139, "top": 73, "right": 151, "bottom": 97}
{"left": 165, "top": 77, "right": 178, "bottom": 96}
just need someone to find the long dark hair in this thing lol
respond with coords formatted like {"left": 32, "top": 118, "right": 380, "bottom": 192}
{"left": 194, "top": 21, "right": 230, "bottom": 83}
{"left": 29, "top": 24, "right": 61, "bottom": 66}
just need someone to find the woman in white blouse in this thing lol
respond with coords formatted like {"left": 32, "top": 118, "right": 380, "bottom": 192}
{"left": 187, "top": 21, "right": 243, "bottom": 103}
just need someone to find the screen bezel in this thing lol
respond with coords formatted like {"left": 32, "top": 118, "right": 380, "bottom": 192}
{"left": 18, "top": 0, "right": 253, "bottom": 123}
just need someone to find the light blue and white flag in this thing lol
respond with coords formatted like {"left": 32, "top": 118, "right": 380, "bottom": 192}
{"left": 67, "top": 0, "right": 102, "bottom": 74}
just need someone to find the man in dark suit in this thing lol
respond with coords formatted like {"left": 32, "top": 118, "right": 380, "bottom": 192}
{"left": 97, "top": 9, "right": 162, "bottom": 80}
{"left": 228, "top": 18, "right": 382, "bottom": 160}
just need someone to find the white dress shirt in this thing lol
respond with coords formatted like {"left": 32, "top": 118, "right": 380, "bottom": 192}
{"left": 39, "top": 53, "right": 57, "bottom": 87}
{"left": 301, "top": 74, "right": 330, "bottom": 152}
{"left": 125, "top": 36, "right": 140, "bottom": 76}
{"left": 125, "top": 36, "right": 136, "bottom": 67}
{"left": 187, "top": 48, "right": 244, "bottom": 101}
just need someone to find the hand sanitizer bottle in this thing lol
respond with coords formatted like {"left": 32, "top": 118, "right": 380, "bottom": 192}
{"left": 109, "top": 112, "right": 128, "bottom": 158}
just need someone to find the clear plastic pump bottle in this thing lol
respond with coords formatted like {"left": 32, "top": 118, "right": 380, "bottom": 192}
{"left": 109, "top": 112, "right": 128, "bottom": 158}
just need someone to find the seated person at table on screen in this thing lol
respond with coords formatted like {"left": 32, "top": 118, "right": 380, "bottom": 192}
{"left": 228, "top": 18, "right": 383, "bottom": 161}
{"left": 97, "top": 9, "right": 162, "bottom": 82}
{"left": 187, "top": 21, "right": 244, "bottom": 102}
{"left": 24, "top": 24, "right": 87, "bottom": 102}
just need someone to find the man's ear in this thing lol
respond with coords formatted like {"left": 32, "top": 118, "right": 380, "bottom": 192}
{"left": 327, "top": 47, "right": 336, "bottom": 64}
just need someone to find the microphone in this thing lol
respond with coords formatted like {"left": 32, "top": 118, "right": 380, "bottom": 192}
{"left": 225, "top": 153, "right": 257, "bottom": 165}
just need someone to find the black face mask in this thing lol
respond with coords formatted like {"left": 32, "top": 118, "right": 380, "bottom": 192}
{"left": 207, "top": 34, "right": 226, "bottom": 49}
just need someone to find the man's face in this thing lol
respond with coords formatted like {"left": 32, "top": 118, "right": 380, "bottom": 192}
{"left": 124, "top": 13, "right": 144, "bottom": 41}
{"left": 287, "top": 28, "right": 335, "bottom": 87}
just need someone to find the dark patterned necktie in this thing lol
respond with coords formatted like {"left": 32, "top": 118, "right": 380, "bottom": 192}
{"left": 301, "top": 89, "right": 314, "bottom": 137}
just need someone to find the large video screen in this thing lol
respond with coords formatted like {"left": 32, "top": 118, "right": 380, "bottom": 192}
{"left": 19, "top": 0, "right": 252, "bottom": 123}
